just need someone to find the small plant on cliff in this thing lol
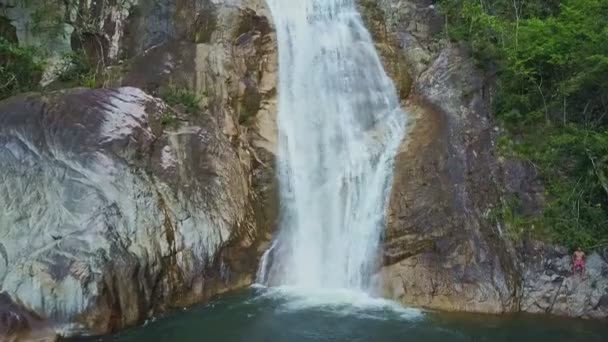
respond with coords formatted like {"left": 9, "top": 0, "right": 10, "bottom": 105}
{"left": 161, "top": 87, "right": 202, "bottom": 115}
{"left": 0, "top": 38, "right": 44, "bottom": 100}
{"left": 488, "top": 197, "right": 546, "bottom": 242}
{"left": 161, "top": 111, "right": 180, "bottom": 128}
{"left": 57, "top": 51, "right": 98, "bottom": 88}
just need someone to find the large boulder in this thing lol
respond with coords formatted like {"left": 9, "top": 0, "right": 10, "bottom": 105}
{"left": 0, "top": 0, "right": 279, "bottom": 337}
{"left": 0, "top": 87, "right": 268, "bottom": 337}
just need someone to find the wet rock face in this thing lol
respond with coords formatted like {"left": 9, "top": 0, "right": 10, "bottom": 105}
{"left": 360, "top": 0, "right": 520, "bottom": 313}
{"left": 0, "top": 87, "right": 265, "bottom": 336}
{"left": 380, "top": 46, "right": 519, "bottom": 314}
{"left": 520, "top": 242, "right": 608, "bottom": 319}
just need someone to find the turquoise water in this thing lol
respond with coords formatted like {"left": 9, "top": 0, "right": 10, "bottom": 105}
{"left": 78, "top": 288, "right": 607, "bottom": 342}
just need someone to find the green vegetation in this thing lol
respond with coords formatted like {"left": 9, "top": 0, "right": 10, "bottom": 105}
{"left": 160, "top": 111, "right": 180, "bottom": 128}
{"left": 21, "top": 0, "right": 107, "bottom": 42}
{"left": 57, "top": 51, "right": 98, "bottom": 88}
{"left": 27, "top": 0, "right": 67, "bottom": 43}
{"left": 161, "top": 87, "right": 202, "bottom": 115}
{"left": 440, "top": 0, "right": 608, "bottom": 249}
{"left": 0, "top": 38, "right": 44, "bottom": 100}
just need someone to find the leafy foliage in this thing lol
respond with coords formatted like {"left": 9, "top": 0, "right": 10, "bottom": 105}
{"left": 0, "top": 38, "right": 44, "bottom": 100}
{"left": 161, "top": 87, "right": 202, "bottom": 115}
{"left": 440, "top": 0, "right": 608, "bottom": 249}
{"left": 160, "top": 111, "right": 180, "bottom": 128}
{"left": 57, "top": 51, "right": 97, "bottom": 88}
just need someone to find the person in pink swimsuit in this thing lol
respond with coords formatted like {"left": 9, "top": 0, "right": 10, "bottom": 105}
{"left": 572, "top": 247, "right": 586, "bottom": 276}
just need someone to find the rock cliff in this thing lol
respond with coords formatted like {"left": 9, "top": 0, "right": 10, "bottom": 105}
{"left": 0, "top": 0, "right": 278, "bottom": 339}
{"left": 360, "top": 0, "right": 519, "bottom": 314}
{"left": 362, "top": 0, "right": 608, "bottom": 320}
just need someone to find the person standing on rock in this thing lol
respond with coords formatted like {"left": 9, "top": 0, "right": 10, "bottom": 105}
{"left": 572, "top": 247, "right": 586, "bottom": 276}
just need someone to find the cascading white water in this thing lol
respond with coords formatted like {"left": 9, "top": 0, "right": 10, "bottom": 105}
{"left": 258, "top": 0, "right": 407, "bottom": 293}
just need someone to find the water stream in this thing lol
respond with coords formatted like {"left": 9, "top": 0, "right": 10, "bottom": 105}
{"left": 257, "top": 0, "right": 407, "bottom": 292}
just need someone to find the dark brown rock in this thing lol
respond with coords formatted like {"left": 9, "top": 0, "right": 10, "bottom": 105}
{"left": 358, "top": 0, "right": 519, "bottom": 314}
{"left": 0, "top": 16, "right": 18, "bottom": 43}
{"left": 0, "top": 293, "right": 57, "bottom": 342}
{"left": 380, "top": 46, "right": 519, "bottom": 314}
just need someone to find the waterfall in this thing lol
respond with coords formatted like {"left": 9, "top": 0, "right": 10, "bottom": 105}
{"left": 258, "top": 0, "right": 407, "bottom": 293}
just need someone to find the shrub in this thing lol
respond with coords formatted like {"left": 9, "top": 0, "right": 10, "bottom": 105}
{"left": 161, "top": 111, "right": 180, "bottom": 128}
{"left": 57, "top": 51, "right": 97, "bottom": 87}
{"left": 161, "top": 87, "right": 202, "bottom": 115}
{"left": 0, "top": 38, "right": 44, "bottom": 99}
{"left": 440, "top": 0, "right": 608, "bottom": 250}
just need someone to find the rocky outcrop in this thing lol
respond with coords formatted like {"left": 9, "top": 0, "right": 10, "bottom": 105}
{"left": 364, "top": 0, "right": 608, "bottom": 320}
{"left": 0, "top": 87, "right": 272, "bottom": 338}
{"left": 117, "top": 0, "right": 279, "bottom": 217}
{"left": 520, "top": 242, "right": 608, "bottom": 319}
{"left": 1, "top": 0, "right": 137, "bottom": 84}
{"left": 2, "top": 0, "right": 279, "bottom": 214}
{"left": 359, "top": 0, "right": 519, "bottom": 314}
{"left": 380, "top": 45, "right": 519, "bottom": 314}
{"left": 0, "top": 0, "right": 278, "bottom": 338}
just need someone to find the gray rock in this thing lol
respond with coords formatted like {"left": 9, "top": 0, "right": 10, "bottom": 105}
{"left": 0, "top": 87, "right": 266, "bottom": 337}
{"left": 1, "top": 0, "right": 137, "bottom": 84}
{"left": 520, "top": 242, "right": 608, "bottom": 319}
{"left": 1, "top": 0, "right": 279, "bottom": 337}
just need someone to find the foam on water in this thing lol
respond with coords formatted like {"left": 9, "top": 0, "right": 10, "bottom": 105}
{"left": 251, "top": 285, "right": 423, "bottom": 321}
